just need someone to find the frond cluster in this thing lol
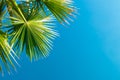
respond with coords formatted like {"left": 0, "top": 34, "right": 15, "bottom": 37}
{"left": 0, "top": 0, "right": 75, "bottom": 74}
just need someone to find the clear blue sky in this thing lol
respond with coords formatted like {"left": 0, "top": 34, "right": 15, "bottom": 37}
{"left": 1, "top": 0, "right": 120, "bottom": 80}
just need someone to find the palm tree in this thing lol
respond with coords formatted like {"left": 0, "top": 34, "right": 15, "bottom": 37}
{"left": 0, "top": 0, "right": 75, "bottom": 74}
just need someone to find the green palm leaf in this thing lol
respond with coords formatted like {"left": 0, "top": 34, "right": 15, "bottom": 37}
{"left": 33, "top": 0, "right": 74, "bottom": 23}
{"left": 6, "top": 2, "right": 58, "bottom": 60}
{"left": 0, "top": 30, "right": 18, "bottom": 75}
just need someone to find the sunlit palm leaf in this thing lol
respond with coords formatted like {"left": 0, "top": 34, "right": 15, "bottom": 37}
{"left": 34, "top": 0, "right": 74, "bottom": 23}
{"left": 0, "top": 30, "right": 17, "bottom": 74}
{"left": 7, "top": 2, "right": 58, "bottom": 60}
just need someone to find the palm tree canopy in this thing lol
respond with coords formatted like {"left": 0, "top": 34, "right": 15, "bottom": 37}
{"left": 0, "top": 0, "right": 75, "bottom": 74}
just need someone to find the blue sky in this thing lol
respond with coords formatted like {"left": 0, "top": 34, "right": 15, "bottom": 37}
{"left": 1, "top": 0, "right": 120, "bottom": 80}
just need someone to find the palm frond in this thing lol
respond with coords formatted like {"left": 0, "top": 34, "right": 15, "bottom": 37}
{"left": 0, "top": 30, "right": 18, "bottom": 74}
{"left": 33, "top": 0, "right": 74, "bottom": 23}
{"left": 6, "top": 2, "right": 58, "bottom": 60}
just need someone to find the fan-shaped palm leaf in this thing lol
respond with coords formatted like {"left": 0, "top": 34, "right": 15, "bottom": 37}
{"left": 6, "top": 1, "right": 58, "bottom": 60}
